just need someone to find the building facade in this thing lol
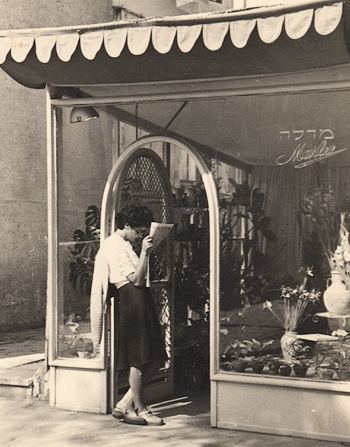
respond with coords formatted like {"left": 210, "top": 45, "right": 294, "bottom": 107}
{"left": 0, "top": 0, "right": 234, "bottom": 331}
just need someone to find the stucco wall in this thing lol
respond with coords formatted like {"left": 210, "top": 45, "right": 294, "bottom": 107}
{"left": 0, "top": 0, "right": 115, "bottom": 331}
{"left": 0, "top": 0, "right": 115, "bottom": 29}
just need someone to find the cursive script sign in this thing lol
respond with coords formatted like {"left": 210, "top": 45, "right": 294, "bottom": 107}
{"left": 276, "top": 141, "right": 347, "bottom": 168}
{"left": 276, "top": 126, "right": 347, "bottom": 168}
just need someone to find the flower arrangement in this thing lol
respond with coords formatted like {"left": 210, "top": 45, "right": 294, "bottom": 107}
{"left": 58, "top": 314, "right": 93, "bottom": 357}
{"left": 263, "top": 272, "right": 321, "bottom": 332}
{"left": 332, "top": 213, "right": 350, "bottom": 289}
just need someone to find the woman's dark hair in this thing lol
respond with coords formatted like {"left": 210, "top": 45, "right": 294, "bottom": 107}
{"left": 115, "top": 205, "right": 154, "bottom": 230}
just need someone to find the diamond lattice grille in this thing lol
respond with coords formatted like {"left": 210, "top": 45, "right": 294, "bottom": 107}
{"left": 116, "top": 152, "right": 173, "bottom": 380}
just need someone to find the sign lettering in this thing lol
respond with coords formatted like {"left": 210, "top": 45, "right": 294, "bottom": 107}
{"left": 276, "top": 126, "right": 347, "bottom": 168}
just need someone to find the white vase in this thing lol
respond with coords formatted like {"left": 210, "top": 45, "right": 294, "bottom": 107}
{"left": 280, "top": 331, "right": 298, "bottom": 362}
{"left": 323, "top": 270, "right": 350, "bottom": 316}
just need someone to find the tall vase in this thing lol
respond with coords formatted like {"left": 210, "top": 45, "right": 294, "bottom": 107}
{"left": 280, "top": 331, "right": 298, "bottom": 362}
{"left": 323, "top": 270, "right": 350, "bottom": 315}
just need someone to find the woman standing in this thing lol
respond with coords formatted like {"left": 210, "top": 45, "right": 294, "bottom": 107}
{"left": 91, "top": 206, "right": 167, "bottom": 426}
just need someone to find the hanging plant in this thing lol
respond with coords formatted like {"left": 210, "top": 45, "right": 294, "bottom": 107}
{"left": 68, "top": 205, "right": 100, "bottom": 297}
{"left": 229, "top": 179, "right": 276, "bottom": 276}
{"left": 220, "top": 179, "right": 276, "bottom": 309}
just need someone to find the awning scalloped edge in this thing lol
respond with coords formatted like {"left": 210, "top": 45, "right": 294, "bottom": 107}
{"left": 0, "top": 2, "right": 342, "bottom": 64}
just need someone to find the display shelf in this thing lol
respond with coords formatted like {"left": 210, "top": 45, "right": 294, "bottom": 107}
{"left": 297, "top": 333, "right": 338, "bottom": 342}
{"left": 316, "top": 312, "right": 350, "bottom": 319}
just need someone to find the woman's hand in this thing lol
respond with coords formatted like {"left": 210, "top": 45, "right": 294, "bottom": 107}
{"left": 141, "top": 235, "right": 153, "bottom": 255}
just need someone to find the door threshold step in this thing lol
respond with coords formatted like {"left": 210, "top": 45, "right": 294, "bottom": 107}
{"left": 0, "top": 354, "right": 46, "bottom": 399}
{"left": 0, "top": 353, "right": 45, "bottom": 369}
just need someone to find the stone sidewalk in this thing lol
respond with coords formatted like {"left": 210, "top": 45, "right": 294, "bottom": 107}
{"left": 0, "top": 390, "right": 346, "bottom": 447}
{"left": 0, "top": 327, "right": 347, "bottom": 446}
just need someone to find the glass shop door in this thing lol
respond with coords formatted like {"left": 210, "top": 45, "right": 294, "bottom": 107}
{"left": 100, "top": 145, "right": 174, "bottom": 411}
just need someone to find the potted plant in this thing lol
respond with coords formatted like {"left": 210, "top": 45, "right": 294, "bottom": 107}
{"left": 324, "top": 213, "right": 350, "bottom": 315}
{"left": 263, "top": 270, "right": 320, "bottom": 362}
{"left": 228, "top": 179, "right": 276, "bottom": 279}
{"left": 76, "top": 335, "right": 91, "bottom": 358}
{"left": 219, "top": 179, "right": 276, "bottom": 311}
{"left": 301, "top": 186, "right": 350, "bottom": 313}
{"left": 58, "top": 314, "right": 93, "bottom": 358}
{"left": 329, "top": 329, "right": 350, "bottom": 381}
{"left": 266, "top": 357, "right": 281, "bottom": 375}
{"left": 221, "top": 338, "right": 274, "bottom": 373}
{"left": 242, "top": 338, "right": 274, "bottom": 374}
{"left": 68, "top": 205, "right": 100, "bottom": 317}
{"left": 292, "top": 357, "right": 312, "bottom": 378}
{"left": 279, "top": 362, "right": 292, "bottom": 376}
{"left": 221, "top": 340, "right": 250, "bottom": 372}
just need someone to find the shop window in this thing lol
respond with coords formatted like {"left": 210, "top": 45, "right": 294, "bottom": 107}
{"left": 219, "top": 171, "right": 350, "bottom": 382}
{"left": 55, "top": 107, "right": 114, "bottom": 361}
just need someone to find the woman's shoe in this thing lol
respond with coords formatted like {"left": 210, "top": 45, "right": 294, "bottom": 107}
{"left": 138, "top": 410, "right": 165, "bottom": 426}
{"left": 112, "top": 407, "right": 147, "bottom": 425}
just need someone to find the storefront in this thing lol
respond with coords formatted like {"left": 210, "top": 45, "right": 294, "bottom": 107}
{"left": 1, "top": 0, "right": 350, "bottom": 441}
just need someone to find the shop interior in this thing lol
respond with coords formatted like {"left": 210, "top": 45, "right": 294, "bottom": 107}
{"left": 53, "top": 87, "right": 350, "bottom": 389}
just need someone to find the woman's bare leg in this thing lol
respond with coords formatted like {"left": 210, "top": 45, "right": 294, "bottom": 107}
{"left": 129, "top": 366, "right": 145, "bottom": 411}
{"left": 117, "top": 360, "right": 163, "bottom": 411}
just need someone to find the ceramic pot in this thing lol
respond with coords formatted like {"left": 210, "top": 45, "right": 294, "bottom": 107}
{"left": 293, "top": 364, "right": 308, "bottom": 378}
{"left": 231, "top": 359, "right": 248, "bottom": 372}
{"left": 279, "top": 364, "right": 292, "bottom": 376}
{"left": 251, "top": 361, "right": 265, "bottom": 374}
{"left": 280, "top": 331, "right": 299, "bottom": 362}
{"left": 77, "top": 351, "right": 89, "bottom": 358}
{"left": 323, "top": 270, "right": 350, "bottom": 315}
{"left": 267, "top": 361, "right": 280, "bottom": 375}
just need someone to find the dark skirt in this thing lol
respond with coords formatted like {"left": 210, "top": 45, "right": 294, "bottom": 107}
{"left": 116, "top": 283, "right": 168, "bottom": 371}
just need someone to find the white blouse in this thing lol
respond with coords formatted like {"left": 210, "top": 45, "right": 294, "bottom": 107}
{"left": 102, "top": 232, "right": 140, "bottom": 288}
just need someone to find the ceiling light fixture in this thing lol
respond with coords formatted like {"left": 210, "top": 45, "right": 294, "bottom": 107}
{"left": 70, "top": 105, "right": 100, "bottom": 123}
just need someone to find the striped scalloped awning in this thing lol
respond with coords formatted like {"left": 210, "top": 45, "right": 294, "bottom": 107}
{"left": 0, "top": 1, "right": 348, "bottom": 88}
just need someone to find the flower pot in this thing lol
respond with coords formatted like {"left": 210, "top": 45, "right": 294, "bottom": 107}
{"left": 267, "top": 361, "right": 280, "bottom": 375}
{"left": 280, "top": 331, "right": 299, "bottom": 362}
{"left": 279, "top": 364, "right": 292, "bottom": 376}
{"left": 319, "top": 368, "right": 335, "bottom": 380}
{"left": 293, "top": 364, "right": 308, "bottom": 378}
{"left": 231, "top": 359, "right": 248, "bottom": 372}
{"left": 77, "top": 351, "right": 89, "bottom": 359}
{"left": 220, "top": 362, "right": 233, "bottom": 372}
{"left": 323, "top": 270, "right": 350, "bottom": 315}
{"left": 251, "top": 361, "right": 265, "bottom": 374}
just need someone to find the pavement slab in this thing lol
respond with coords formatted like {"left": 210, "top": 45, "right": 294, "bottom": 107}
{"left": 0, "top": 392, "right": 346, "bottom": 447}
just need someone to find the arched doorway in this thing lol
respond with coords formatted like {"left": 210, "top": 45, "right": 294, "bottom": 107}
{"left": 100, "top": 135, "right": 219, "bottom": 411}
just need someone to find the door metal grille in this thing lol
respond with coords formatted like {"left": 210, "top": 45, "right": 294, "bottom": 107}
{"left": 113, "top": 149, "right": 174, "bottom": 397}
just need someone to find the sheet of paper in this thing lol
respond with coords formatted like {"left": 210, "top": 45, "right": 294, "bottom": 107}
{"left": 149, "top": 222, "right": 174, "bottom": 249}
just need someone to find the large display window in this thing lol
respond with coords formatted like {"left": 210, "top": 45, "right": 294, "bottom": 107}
{"left": 55, "top": 107, "right": 113, "bottom": 364}
{"left": 217, "top": 91, "right": 350, "bottom": 385}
